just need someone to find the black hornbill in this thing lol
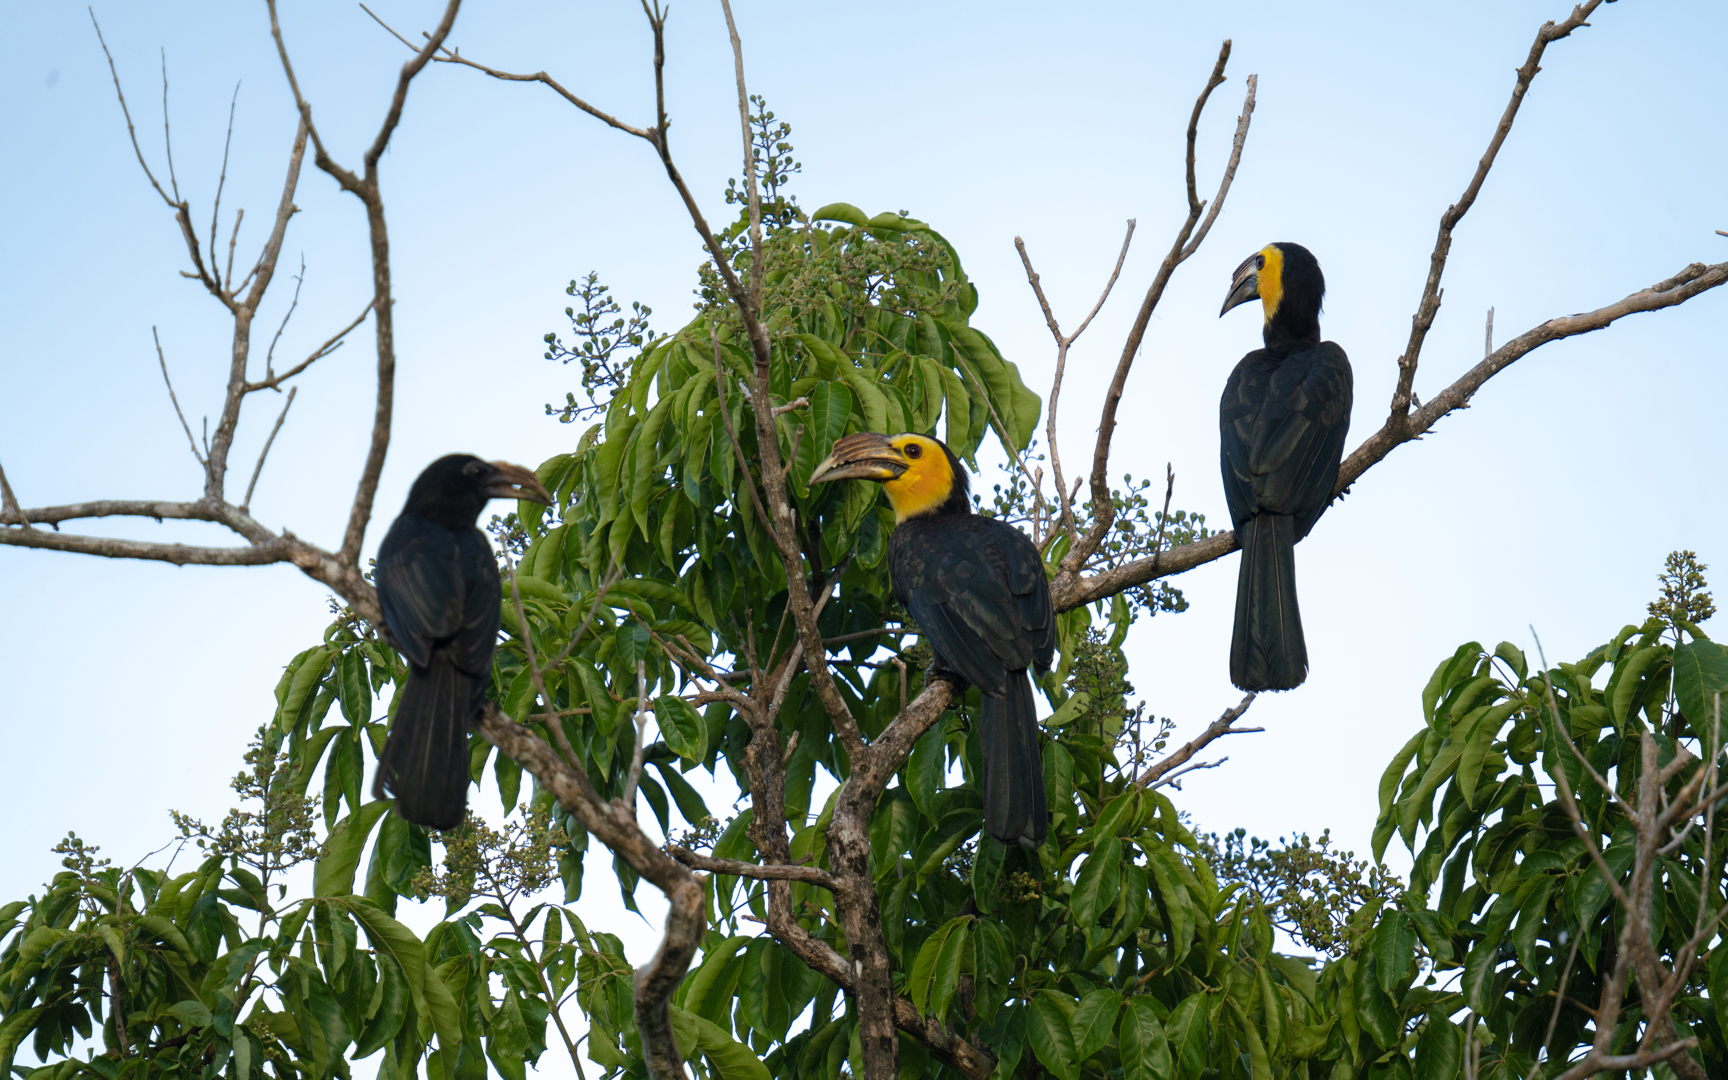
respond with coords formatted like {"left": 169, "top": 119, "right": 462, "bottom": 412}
{"left": 1218, "top": 242, "right": 1353, "bottom": 692}
{"left": 372, "top": 454, "right": 551, "bottom": 830}
{"left": 810, "top": 432, "right": 1054, "bottom": 847}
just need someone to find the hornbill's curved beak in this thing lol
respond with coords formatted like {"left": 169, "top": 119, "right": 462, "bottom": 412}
{"left": 485, "top": 460, "right": 553, "bottom": 505}
{"left": 1220, "top": 253, "right": 1262, "bottom": 317}
{"left": 808, "top": 432, "right": 909, "bottom": 485}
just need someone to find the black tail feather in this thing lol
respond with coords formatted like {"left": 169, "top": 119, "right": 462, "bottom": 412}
{"left": 373, "top": 652, "right": 474, "bottom": 831}
{"left": 981, "top": 670, "right": 1048, "bottom": 848}
{"left": 1230, "top": 513, "right": 1307, "bottom": 692}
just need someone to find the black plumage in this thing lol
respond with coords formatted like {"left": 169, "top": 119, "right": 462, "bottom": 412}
{"left": 810, "top": 433, "right": 1054, "bottom": 847}
{"left": 373, "top": 454, "right": 549, "bottom": 830}
{"left": 1218, "top": 242, "right": 1353, "bottom": 692}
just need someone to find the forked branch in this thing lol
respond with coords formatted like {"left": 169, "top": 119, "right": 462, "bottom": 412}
{"left": 1061, "top": 46, "right": 1256, "bottom": 576}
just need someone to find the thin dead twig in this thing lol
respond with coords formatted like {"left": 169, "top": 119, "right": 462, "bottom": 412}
{"left": 152, "top": 327, "right": 206, "bottom": 470}
{"left": 210, "top": 81, "right": 241, "bottom": 289}
{"left": 245, "top": 299, "right": 374, "bottom": 393}
{"left": 1150, "top": 756, "right": 1229, "bottom": 790}
{"left": 242, "top": 385, "right": 296, "bottom": 510}
{"left": 1017, "top": 220, "right": 1135, "bottom": 552}
{"left": 360, "top": 3, "right": 656, "bottom": 142}
{"left": 623, "top": 661, "right": 650, "bottom": 807}
{"left": 1136, "top": 693, "right": 1259, "bottom": 788}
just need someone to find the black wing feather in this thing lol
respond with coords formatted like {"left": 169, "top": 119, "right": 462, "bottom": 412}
{"left": 1219, "top": 341, "right": 1353, "bottom": 535}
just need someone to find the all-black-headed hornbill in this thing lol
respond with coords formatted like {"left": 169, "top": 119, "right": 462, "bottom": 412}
{"left": 810, "top": 432, "right": 1054, "bottom": 847}
{"left": 1218, "top": 242, "right": 1353, "bottom": 692}
{"left": 372, "top": 455, "right": 551, "bottom": 830}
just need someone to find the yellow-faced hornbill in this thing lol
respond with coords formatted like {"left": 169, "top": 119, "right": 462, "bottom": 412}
{"left": 810, "top": 433, "right": 1054, "bottom": 847}
{"left": 372, "top": 455, "right": 551, "bottom": 830}
{"left": 1218, "top": 242, "right": 1353, "bottom": 692}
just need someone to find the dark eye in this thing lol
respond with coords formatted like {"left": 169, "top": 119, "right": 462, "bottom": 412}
{"left": 464, "top": 461, "right": 485, "bottom": 477}
{"left": 904, "top": 443, "right": 923, "bottom": 459}
{"left": 1255, "top": 255, "right": 1266, "bottom": 271}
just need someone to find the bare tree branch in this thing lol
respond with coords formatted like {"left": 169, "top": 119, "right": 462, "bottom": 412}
{"left": 1017, "top": 220, "right": 1135, "bottom": 550}
{"left": 1388, "top": 0, "right": 1607, "bottom": 422}
{"left": 152, "top": 327, "right": 207, "bottom": 471}
{"left": 242, "top": 385, "right": 296, "bottom": 511}
{"left": 360, "top": 3, "right": 657, "bottom": 141}
{"left": 666, "top": 846, "right": 837, "bottom": 888}
{"left": 1054, "top": 257, "right": 1728, "bottom": 613}
{"left": 244, "top": 300, "right": 373, "bottom": 394}
{"left": 0, "top": 461, "right": 31, "bottom": 531}
{"left": 210, "top": 81, "right": 240, "bottom": 289}
{"left": 266, "top": 0, "right": 460, "bottom": 568}
{"left": 1136, "top": 693, "right": 1258, "bottom": 788}
{"left": 1060, "top": 47, "right": 1255, "bottom": 576}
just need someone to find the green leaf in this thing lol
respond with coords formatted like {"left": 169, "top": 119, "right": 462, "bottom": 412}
{"left": 278, "top": 647, "right": 333, "bottom": 733}
{"left": 353, "top": 947, "right": 409, "bottom": 1058}
{"left": 929, "top": 917, "right": 971, "bottom": 1021}
{"left": 1028, "top": 991, "right": 1081, "bottom": 1080}
{"left": 939, "top": 366, "right": 972, "bottom": 458}
{"left": 1399, "top": 735, "right": 1467, "bottom": 849}
{"left": 681, "top": 936, "right": 749, "bottom": 1024}
{"left": 905, "top": 719, "right": 948, "bottom": 818}
{"left": 0, "top": 1008, "right": 44, "bottom": 1078}
{"left": 655, "top": 695, "right": 706, "bottom": 762}
{"left": 652, "top": 760, "right": 712, "bottom": 827}
{"left": 1609, "top": 644, "right": 1665, "bottom": 726}
{"left": 1460, "top": 935, "right": 1498, "bottom": 1016}
{"left": 838, "top": 366, "right": 890, "bottom": 434}
{"left": 1374, "top": 912, "right": 1416, "bottom": 995}
{"left": 811, "top": 202, "right": 869, "bottom": 227}
{"left": 494, "top": 750, "right": 521, "bottom": 815}
{"left": 1375, "top": 731, "right": 1424, "bottom": 861}
{"left": 1071, "top": 989, "right": 1120, "bottom": 1063}
{"left": 344, "top": 898, "right": 426, "bottom": 1016}
{"left": 907, "top": 916, "right": 969, "bottom": 1014}
{"left": 138, "top": 914, "right": 197, "bottom": 960}
{"left": 313, "top": 800, "right": 391, "bottom": 897}
{"left": 668, "top": 1005, "right": 772, "bottom": 1080}
{"left": 615, "top": 618, "right": 652, "bottom": 671}
{"left": 1674, "top": 639, "right": 1728, "bottom": 741}
{"left": 1416, "top": 1017, "right": 1463, "bottom": 1080}
{"left": 807, "top": 380, "right": 853, "bottom": 453}
{"left": 1165, "top": 993, "right": 1207, "bottom": 1080}
{"left": 337, "top": 649, "right": 372, "bottom": 726}
{"left": 1455, "top": 702, "right": 1515, "bottom": 808}
{"left": 1070, "top": 837, "right": 1123, "bottom": 926}
{"left": 485, "top": 991, "right": 530, "bottom": 1080}
{"left": 1119, "top": 995, "right": 1171, "bottom": 1080}
{"left": 1353, "top": 949, "right": 1400, "bottom": 1049}
{"left": 168, "top": 999, "right": 213, "bottom": 1028}
{"left": 422, "top": 957, "right": 464, "bottom": 1080}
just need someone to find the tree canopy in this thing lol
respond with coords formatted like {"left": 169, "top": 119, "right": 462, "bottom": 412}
{"left": 3, "top": 4, "right": 1727, "bottom": 1080}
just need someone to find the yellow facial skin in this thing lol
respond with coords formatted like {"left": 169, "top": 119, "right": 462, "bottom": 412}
{"left": 1257, "top": 244, "right": 1284, "bottom": 323}
{"left": 879, "top": 434, "right": 955, "bottom": 523}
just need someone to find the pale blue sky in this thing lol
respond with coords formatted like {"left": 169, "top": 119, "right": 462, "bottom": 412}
{"left": 2, "top": 2, "right": 1724, "bottom": 1069}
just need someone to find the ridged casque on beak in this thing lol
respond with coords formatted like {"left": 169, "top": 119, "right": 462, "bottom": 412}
{"left": 1220, "top": 252, "right": 1262, "bottom": 317}
{"left": 808, "top": 432, "right": 909, "bottom": 484}
{"left": 484, "top": 460, "right": 553, "bottom": 505}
